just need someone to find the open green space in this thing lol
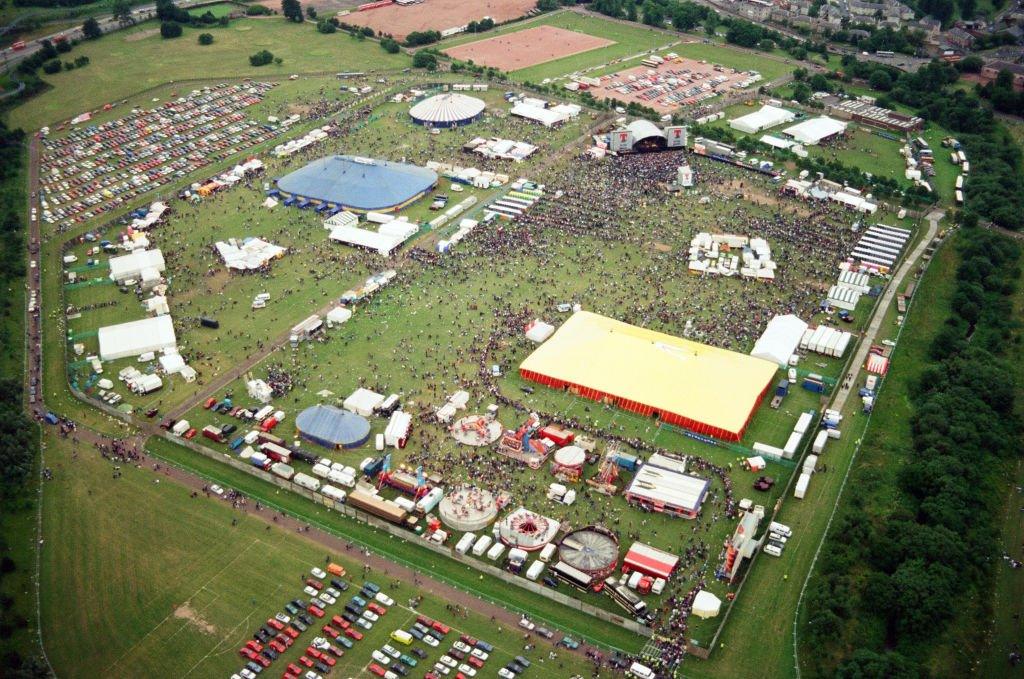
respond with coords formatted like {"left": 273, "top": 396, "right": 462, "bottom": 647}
{"left": 5, "top": 17, "right": 410, "bottom": 130}
{"left": 39, "top": 430, "right": 609, "bottom": 677}
{"left": 189, "top": 1, "right": 239, "bottom": 18}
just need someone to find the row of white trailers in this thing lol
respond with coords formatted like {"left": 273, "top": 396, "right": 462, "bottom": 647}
{"left": 851, "top": 224, "right": 912, "bottom": 271}
{"left": 800, "top": 324, "right": 852, "bottom": 358}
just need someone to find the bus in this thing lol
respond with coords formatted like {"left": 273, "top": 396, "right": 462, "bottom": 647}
{"left": 955, "top": 175, "right": 963, "bottom": 190}
{"left": 551, "top": 561, "right": 593, "bottom": 592}
{"left": 955, "top": 190, "right": 964, "bottom": 205}
{"left": 875, "top": 50, "right": 895, "bottom": 58}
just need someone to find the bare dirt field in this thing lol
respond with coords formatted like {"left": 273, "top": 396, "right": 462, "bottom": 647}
{"left": 587, "top": 58, "right": 756, "bottom": 114}
{"left": 443, "top": 25, "right": 615, "bottom": 72}
{"left": 342, "top": 0, "right": 537, "bottom": 41}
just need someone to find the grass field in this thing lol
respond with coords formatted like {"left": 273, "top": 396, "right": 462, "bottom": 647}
{"left": 38, "top": 430, "right": 609, "bottom": 677}
{"left": 5, "top": 17, "right": 410, "bottom": 130}
{"left": 189, "top": 2, "right": 239, "bottom": 18}
{"left": 442, "top": 11, "right": 680, "bottom": 84}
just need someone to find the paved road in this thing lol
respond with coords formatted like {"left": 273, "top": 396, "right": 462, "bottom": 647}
{"left": 828, "top": 209, "right": 942, "bottom": 415}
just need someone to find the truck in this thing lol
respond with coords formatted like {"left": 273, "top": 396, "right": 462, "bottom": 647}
{"left": 770, "top": 379, "right": 789, "bottom": 408}
{"left": 812, "top": 429, "right": 828, "bottom": 454}
{"left": 172, "top": 419, "right": 190, "bottom": 436}
{"left": 44, "top": 412, "right": 59, "bottom": 425}
{"left": 201, "top": 425, "right": 225, "bottom": 443}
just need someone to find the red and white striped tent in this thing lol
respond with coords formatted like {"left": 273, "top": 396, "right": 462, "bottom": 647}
{"left": 866, "top": 354, "right": 889, "bottom": 375}
{"left": 622, "top": 542, "right": 679, "bottom": 580}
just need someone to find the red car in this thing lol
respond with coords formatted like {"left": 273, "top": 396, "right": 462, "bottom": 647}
{"left": 367, "top": 602, "right": 387, "bottom": 616}
{"left": 327, "top": 644, "right": 345, "bottom": 658}
{"left": 305, "top": 578, "right": 323, "bottom": 591}
{"left": 246, "top": 640, "right": 264, "bottom": 653}
{"left": 331, "top": 615, "right": 349, "bottom": 629}
{"left": 239, "top": 647, "right": 257, "bottom": 660}
{"left": 184, "top": 428, "right": 197, "bottom": 439}
{"left": 285, "top": 664, "right": 302, "bottom": 676}
{"left": 345, "top": 627, "right": 363, "bottom": 641}
{"left": 468, "top": 656, "right": 483, "bottom": 669}
{"left": 306, "top": 647, "right": 322, "bottom": 660}
{"left": 254, "top": 655, "right": 271, "bottom": 669}
{"left": 432, "top": 621, "right": 450, "bottom": 635}
{"left": 416, "top": 615, "right": 434, "bottom": 627}
{"left": 460, "top": 634, "right": 477, "bottom": 646}
{"left": 275, "top": 633, "right": 293, "bottom": 648}
{"left": 203, "top": 397, "right": 216, "bottom": 409}
{"left": 269, "top": 639, "right": 286, "bottom": 654}
{"left": 368, "top": 663, "right": 386, "bottom": 677}
{"left": 307, "top": 604, "right": 325, "bottom": 618}
{"left": 267, "top": 618, "right": 284, "bottom": 631}
{"left": 282, "top": 626, "right": 299, "bottom": 639}
{"left": 298, "top": 656, "right": 314, "bottom": 668}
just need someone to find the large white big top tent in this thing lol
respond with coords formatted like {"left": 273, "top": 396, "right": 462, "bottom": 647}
{"left": 98, "top": 315, "right": 177, "bottom": 361}
{"left": 729, "top": 105, "right": 795, "bottom": 134}
{"left": 409, "top": 93, "right": 485, "bottom": 128}
{"left": 692, "top": 590, "right": 722, "bottom": 619}
{"left": 750, "top": 314, "right": 808, "bottom": 367}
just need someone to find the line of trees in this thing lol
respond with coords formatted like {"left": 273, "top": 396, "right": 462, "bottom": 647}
{"left": 802, "top": 230, "right": 1022, "bottom": 677}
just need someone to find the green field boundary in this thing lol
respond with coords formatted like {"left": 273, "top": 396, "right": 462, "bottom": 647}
{"left": 144, "top": 439, "right": 647, "bottom": 655}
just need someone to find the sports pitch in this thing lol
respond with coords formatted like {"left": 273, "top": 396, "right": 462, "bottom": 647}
{"left": 443, "top": 25, "right": 616, "bottom": 72}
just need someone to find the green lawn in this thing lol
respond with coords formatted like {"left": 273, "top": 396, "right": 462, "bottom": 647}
{"left": 6, "top": 17, "right": 410, "bottom": 130}
{"left": 189, "top": 2, "right": 240, "bottom": 19}
{"left": 39, "top": 430, "right": 610, "bottom": 677}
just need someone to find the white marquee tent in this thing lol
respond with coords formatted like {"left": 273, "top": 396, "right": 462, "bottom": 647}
{"left": 783, "top": 116, "right": 848, "bottom": 145}
{"left": 108, "top": 249, "right": 165, "bottom": 283}
{"left": 729, "top": 105, "right": 795, "bottom": 134}
{"left": 98, "top": 315, "right": 176, "bottom": 361}
{"left": 750, "top": 314, "right": 808, "bottom": 367}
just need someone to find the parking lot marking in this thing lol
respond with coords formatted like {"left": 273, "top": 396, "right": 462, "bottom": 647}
{"left": 104, "top": 538, "right": 262, "bottom": 673}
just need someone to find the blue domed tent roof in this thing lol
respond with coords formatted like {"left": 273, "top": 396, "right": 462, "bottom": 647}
{"left": 276, "top": 155, "right": 437, "bottom": 212}
{"left": 295, "top": 404, "right": 371, "bottom": 449}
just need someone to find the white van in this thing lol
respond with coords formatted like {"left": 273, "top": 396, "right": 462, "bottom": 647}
{"left": 768, "top": 521, "right": 792, "bottom": 538}
{"left": 763, "top": 543, "right": 782, "bottom": 557}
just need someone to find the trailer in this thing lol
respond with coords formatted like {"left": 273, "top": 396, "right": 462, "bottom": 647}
{"left": 455, "top": 533, "right": 476, "bottom": 555}
{"left": 347, "top": 489, "right": 408, "bottom": 525}
{"left": 812, "top": 429, "right": 828, "bottom": 454}
{"left": 201, "top": 425, "right": 225, "bottom": 443}
{"left": 293, "top": 472, "right": 321, "bottom": 492}
{"left": 794, "top": 472, "right": 810, "bottom": 499}
{"left": 525, "top": 560, "right": 545, "bottom": 581}
{"left": 472, "top": 534, "right": 493, "bottom": 556}
{"left": 321, "top": 484, "right": 347, "bottom": 502}
{"left": 270, "top": 462, "right": 295, "bottom": 480}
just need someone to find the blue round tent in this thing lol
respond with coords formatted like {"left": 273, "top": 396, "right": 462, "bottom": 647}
{"left": 295, "top": 404, "right": 371, "bottom": 449}
{"left": 276, "top": 155, "right": 438, "bottom": 213}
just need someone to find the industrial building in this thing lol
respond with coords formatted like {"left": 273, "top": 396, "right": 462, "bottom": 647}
{"left": 519, "top": 311, "right": 777, "bottom": 440}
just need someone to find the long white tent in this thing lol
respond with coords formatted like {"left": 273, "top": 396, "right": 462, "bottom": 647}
{"left": 783, "top": 116, "right": 847, "bottom": 145}
{"left": 729, "top": 105, "right": 795, "bottom": 134}
{"left": 98, "top": 315, "right": 176, "bottom": 361}
{"left": 750, "top": 314, "right": 808, "bottom": 367}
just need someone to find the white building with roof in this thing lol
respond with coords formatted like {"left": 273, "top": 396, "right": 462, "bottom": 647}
{"left": 730, "top": 105, "right": 796, "bottom": 134}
